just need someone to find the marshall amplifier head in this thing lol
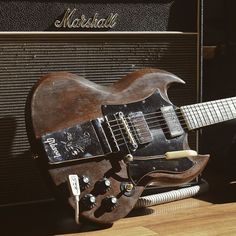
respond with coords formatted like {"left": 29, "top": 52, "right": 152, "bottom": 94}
{"left": 0, "top": 0, "right": 201, "bottom": 206}
{"left": 0, "top": 0, "right": 198, "bottom": 32}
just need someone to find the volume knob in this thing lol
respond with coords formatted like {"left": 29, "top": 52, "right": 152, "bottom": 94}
{"left": 82, "top": 194, "right": 96, "bottom": 209}
{"left": 100, "top": 178, "right": 111, "bottom": 192}
{"left": 104, "top": 196, "right": 118, "bottom": 211}
{"left": 79, "top": 175, "right": 90, "bottom": 190}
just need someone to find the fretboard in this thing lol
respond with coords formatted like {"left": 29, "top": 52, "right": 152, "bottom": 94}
{"left": 180, "top": 97, "right": 236, "bottom": 130}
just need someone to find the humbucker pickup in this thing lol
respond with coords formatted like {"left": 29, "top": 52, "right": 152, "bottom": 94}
{"left": 161, "top": 106, "right": 184, "bottom": 138}
{"left": 129, "top": 111, "right": 152, "bottom": 144}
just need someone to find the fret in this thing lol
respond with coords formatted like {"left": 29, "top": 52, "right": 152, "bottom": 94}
{"left": 189, "top": 106, "right": 199, "bottom": 129}
{"left": 185, "top": 106, "right": 197, "bottom": 129}
{"left": 225, "top": 101, "right": 234, "bottom": 119}
{"left": 220, "top": 100, "right": 230, "bottom": 120}
{"left": 180, "top": 96, "right": 236, "bottom": 130}
{"left": 225, "top": 100, "right": 232, "bottom": 118}
{"left": 228, "top": 100, "right": 236, "bottom": 117}
{"left": 192, "top": 105, "right": 202, "bottom": 127}
{"left": 198, "top": 104, "right": 209, "bottom": 126}
{"left": 214, "top": 104, "right": 220, "bottom": 120}
{"left": 216, "top": 101, "right": 224, "bottom": 122}
{"left": 195, "top": 104, "right": 205, "bottom": 126}
{"left": 201, "top": 103, "right": 211, "bottom": 126}
{"left": 212, "top": 102, "right": 222, "bottom": 122}
{"left": 206, "top": 102, "right": 215, "bottom": 123}
{"left": 181, "top": 106, "right": 194, "bottom": 130}
{"left": 231, "top": 98, "right": 236, "bottom": 109}
{"left": 210, "top": 102, "right": 217, "bottom": 122}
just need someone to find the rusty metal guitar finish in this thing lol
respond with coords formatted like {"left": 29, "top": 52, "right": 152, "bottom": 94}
{"left": 27, "top": 69, "right": 210, "bottom": 224}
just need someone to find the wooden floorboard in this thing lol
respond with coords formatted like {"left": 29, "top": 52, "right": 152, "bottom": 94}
{"left": 60, "top": 198, "right": 236, "bottom": 236}
{"left": 1, "top": 185, "right": 236, "bottom": 236}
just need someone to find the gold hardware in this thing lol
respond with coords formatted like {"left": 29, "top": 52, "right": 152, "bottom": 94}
{"left": 125, "top": 183, "right": 134, "bottom": 192}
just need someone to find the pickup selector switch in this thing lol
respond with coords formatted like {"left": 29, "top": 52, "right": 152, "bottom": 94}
{"left": 82, "top": 194, "right": 96, "bottom": 209}
{"left": 104, "top": 196, "right": 118, "bottom": 211}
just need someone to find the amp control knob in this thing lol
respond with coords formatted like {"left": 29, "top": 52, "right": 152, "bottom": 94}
{"left": 104, "top": 196, "right": 118, "bottom": 211}
{"left": 99, "top": 178, "right": 111, "bottom": 192}
{"left": 79, "top": 175, "right": 90, "bottom": 190}
{"left": 82, "top": 194, "right": 96, "bottom": 209}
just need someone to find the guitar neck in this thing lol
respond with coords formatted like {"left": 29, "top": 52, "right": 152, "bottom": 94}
{"left": 180, "top": 97, "right": 236, "bottom": 130}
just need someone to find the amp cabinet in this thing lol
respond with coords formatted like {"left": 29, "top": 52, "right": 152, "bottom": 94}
{"left": 0, "top": 0, "right": 201, "bottom": 206}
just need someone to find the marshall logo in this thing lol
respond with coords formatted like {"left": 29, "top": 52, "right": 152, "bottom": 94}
{"left": 54, "top": 8, "right": 118, "bottom": 29}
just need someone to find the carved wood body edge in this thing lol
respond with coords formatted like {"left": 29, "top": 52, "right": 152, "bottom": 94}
{"left": 27, "top": 68, "right": 209, "bottom": 224}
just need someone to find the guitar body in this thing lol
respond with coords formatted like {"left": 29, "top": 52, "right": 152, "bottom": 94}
{"left": 27, "top": 69, "right": 209, "bottom": 224}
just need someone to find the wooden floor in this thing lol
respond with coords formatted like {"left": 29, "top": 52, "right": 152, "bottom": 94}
{"left": 2, "top": 196, "right": 236, "bottom": 236}
{"left": 1, "top": 179, "right": 236, "bottom": 236}
{"left": 61, "top": 197, "right": 236, "bottom": 236}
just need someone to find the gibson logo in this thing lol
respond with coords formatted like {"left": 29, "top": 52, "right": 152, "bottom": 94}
{"left": 44, "top": 137, "right": 61, "bottom": 159}
{"left": 54, "top": 8, "right": 118, "bottom": 29}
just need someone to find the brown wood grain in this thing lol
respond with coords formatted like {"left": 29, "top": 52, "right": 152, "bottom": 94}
{"left": 62, "top": 199, "right": 236, "bottom": 236}
{"left": 28, "top": 69, "right": 209, "bottom": 224}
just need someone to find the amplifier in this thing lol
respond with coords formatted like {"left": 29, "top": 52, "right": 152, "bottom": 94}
{"left": 0, "top": 0, "right": 201, "bottom": 206}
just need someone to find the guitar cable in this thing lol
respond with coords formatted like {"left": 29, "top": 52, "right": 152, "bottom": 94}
{"left": 135, "top": 179, "right": 209, "bottom": 208}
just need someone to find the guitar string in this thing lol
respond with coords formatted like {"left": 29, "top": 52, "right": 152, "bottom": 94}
{"left": 111, "top": 121, "right": 178, "bottom": 136}
{"left": 143, "top": 102, "right": 235, "bottom": 118}
{"left": 110, "top": 104, "right": 236, "bottom": 145}
{"left": 111, "top": 118, "right": 187, "bottom": 143}
{"left": 111, "top": 119, "right": 167, "bottom": 130}
{"left": 108, "top": 112, "right": 186, "bottom": 128}
{"left": 148, "top": 104, "right": 235, "bottom": 127}
{"left": 111, "top": 120, "right": 157, "bottom": 143}
{"left": 107, "top": 107, "right": 234, "bottom": 133}
{"left": 114, "top": 103, "right": 235, "bottom": 128}
{"left": 114, "top": 114, "right": 133, "bottom": 152}
{"left": 103, "top": 99, "right": 236, "bottom": 146}
{"left": 107, "top": 102, "right": 235, "bottom": 132}
{"left": 115, "top": 127, "right": 174, "bottom": 143}
{"left": 127, "top": 99, "right": 236, "bottom": 119}
{"left": 114, "top": 112, "right": 223, "bottom": 145}
{"left": 106, "top": 111, "right": 185, "bottom": 138}
{"left": 110, "top": 104, "right": 235, "bottom": 142}
{"left": 110, "top": 115, "right": 188, "bottom": 133}
{"left": 111, "top": 116, "right": 186, "bottom": 128}
{"left": 111, "top": 106, "right": 235, "bottom": 143}
{"left": 114, "top": 122, "right": 232, "bottom": 147}
{"left": 107, "top": 101, "right": 235, "bottom": 125}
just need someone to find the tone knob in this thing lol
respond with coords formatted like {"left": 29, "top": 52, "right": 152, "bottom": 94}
{"left": 79, "top": 175, "right": 90, "bottom": 190}
{"left": 100, "top": 178, "right": 111, "bottom": 192}
{"left": 104, "top": 196, "right": 118, "bottom": 211}
{"left": 82, "top": 194, "right": 96, "bottom": 209}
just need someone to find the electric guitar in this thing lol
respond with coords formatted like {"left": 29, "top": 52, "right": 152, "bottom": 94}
{"left": 27, "top": 69, "right": 236, "bottom": 224}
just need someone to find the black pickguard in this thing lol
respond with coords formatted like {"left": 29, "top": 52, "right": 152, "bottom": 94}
{"left": 102, "top": 90, "right": 194, "bottom": 184}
